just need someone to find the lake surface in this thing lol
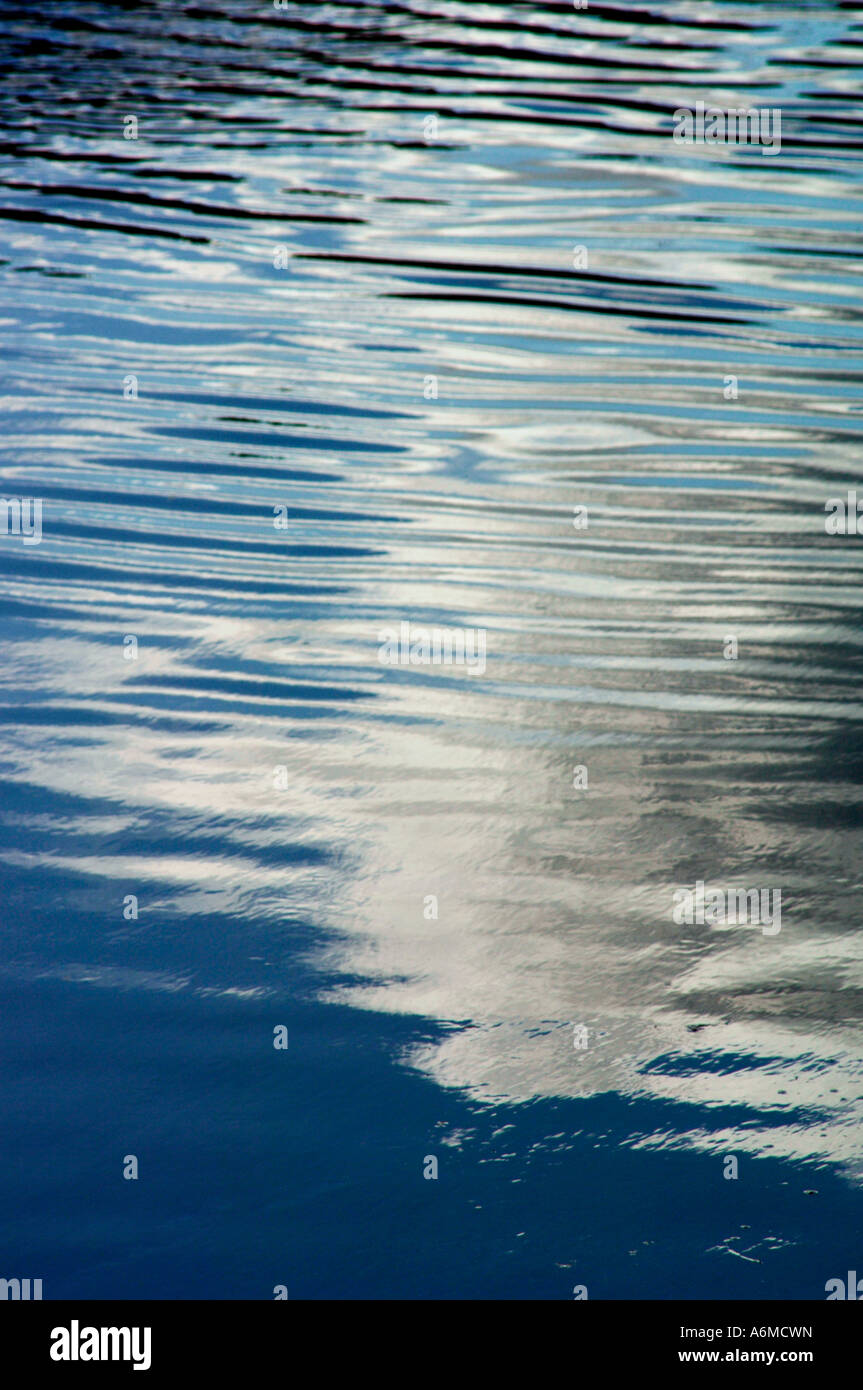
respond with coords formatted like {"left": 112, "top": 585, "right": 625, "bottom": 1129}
{"left": 1, "top": 0, "right": 862, "bottom": 1299}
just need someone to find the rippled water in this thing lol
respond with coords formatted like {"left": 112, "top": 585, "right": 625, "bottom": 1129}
{"left": 1, "top": 0, "right": 862, "bottom": 1299}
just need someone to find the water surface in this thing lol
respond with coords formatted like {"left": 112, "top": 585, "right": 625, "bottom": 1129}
{"left": 1, "top": 0, "right": 862, "bottom": 1298}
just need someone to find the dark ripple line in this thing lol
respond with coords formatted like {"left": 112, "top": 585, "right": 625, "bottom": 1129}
{"left": 2, "top": 180, "right": 366, "bottom": 225}
{"left": 40, "top": 521, "right": 385, "bottom": 561}
{"left": 0, "top": 555, "right": 350, "bottom": 598}
{"left": 0, "top": 205, "right": 209, "bottom": 243}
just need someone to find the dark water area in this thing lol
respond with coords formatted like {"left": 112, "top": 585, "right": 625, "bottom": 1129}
{"left": 0, "top": 0, "right": 862, "bottom": 1299}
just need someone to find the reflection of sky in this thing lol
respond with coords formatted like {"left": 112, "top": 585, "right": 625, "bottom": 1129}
{"left": 3, "top": 585, "right": 862, "bottom": 1179}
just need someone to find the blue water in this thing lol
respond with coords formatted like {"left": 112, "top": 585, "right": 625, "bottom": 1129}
{"left": 1, "top": 0, "right": 862, "bottom": 1299}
